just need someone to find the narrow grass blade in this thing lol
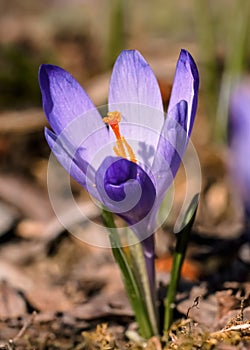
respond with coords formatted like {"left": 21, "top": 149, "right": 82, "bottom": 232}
{"left": 164, "top": 194, "right": 199, "bottom": 331}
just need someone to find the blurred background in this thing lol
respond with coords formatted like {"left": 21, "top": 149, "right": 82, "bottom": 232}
{"left": 1, "top": 0, "right": 249, "bottom": 112}
{"left": 1, "top": 0, "right": 250, "bottom": 235}
{"left": 0, "top": 0, "right": 249, "bottom": 346}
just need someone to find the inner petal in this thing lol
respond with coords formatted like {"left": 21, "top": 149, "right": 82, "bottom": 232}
{"left": 96, "top": 157, "right": 156, "bottom": 226}
{"left": 108, "top": 50, "right": 164, "bottom": 133}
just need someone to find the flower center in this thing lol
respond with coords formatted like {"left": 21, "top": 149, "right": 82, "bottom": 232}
{"left": 103, "top": 111, "right": 137, "bottom": 163}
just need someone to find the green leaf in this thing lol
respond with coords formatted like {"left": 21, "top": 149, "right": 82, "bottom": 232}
{"left": 164, "top": 194, "right": 199, "bottom": 331}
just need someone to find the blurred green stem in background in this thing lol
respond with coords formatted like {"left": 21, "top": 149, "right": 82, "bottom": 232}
{"left": 194, "top": 0, "right": 250, "bottom": 144}
{"left": 194, "top": 0, "right": 219, "bottom": 136}
{"left": 107, "top": 0, "right": 128, "bottom": 67}
{"left": 216, "top": 0, "right": 250, "bottom": 143}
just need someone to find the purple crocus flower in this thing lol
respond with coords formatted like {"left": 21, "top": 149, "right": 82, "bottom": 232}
{"left": 229, "top": 81, "right": 250, "bottom": 220}
{"left": 39, "top": 49, "right": 199, "bottom": 302}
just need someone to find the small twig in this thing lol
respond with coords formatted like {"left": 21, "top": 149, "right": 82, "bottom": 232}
{"left": 220, "top": 323, "right": 250, "bottom": 333}
{"left": 186, "top": 295, "right": 201, "bottom": 319}
{"left": 9, "top": 311, "right": 37, "bottom": 346}
{"left": 7, "top": 340, "right": 15, "bottom": 350}
{"left": 239, "top": 297, "right": 245, "bottom": 321}
{"left": 186, "top": 296, "right": 201, "bottom": 334}
{"left": 209, "top": 321, "right": 250, "bottom": 341}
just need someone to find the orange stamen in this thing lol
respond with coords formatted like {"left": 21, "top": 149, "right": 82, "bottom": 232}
{"left": 122, "top": 137, "right": 137, "bottom": 163}
{"left": 103, "top": 111, "right": 137, "bottom": 163}
{"left": 110, "top": 123, "right": 122, "bottom": 140}
{"left": 103, "top": 111, "right": 122, "bottom": 140}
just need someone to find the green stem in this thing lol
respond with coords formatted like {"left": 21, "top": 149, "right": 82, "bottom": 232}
{"left": 164, "top": 194, "right": 199, "bottom": 331}
{"left": 125, "top": 230, "right": 158, "bottom": 335}
{"left": 102, "top": 209, "right": 154, "bottom": 338}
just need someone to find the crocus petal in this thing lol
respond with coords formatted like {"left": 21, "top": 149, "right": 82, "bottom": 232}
{"left": 153, "top": 100, "right": 188, "bottom": 194}
{"left": 229, "top": 82, "right": 250, "bottom": 216}
{"left": 39, "top": 64, "right": 106, "bottom": 135}
{"left": 39, "top": 64, "right": 110, "bottom": 164}
{"left": 108, "top": 50, "right": 164, "bottom": 143}
{"left": 167, "top": 49, "right": 199, "bottom": 136}
{"left": 109, "top": 50, "right": 164, "bottom": 112}
{"left": 96, "top": 156, "right": 156, "bottom": 229}
{"left": 45, "top": 128, "right": 99, "bottom": 200}
{"left": 45, "top": 128, "right": 86, "bottom": 186}
{"left": 229, "top": 83, "right": 250, "bottom": 141}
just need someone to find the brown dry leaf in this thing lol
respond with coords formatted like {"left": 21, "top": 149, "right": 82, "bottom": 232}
{"left": 217, "top": 306, "right": 250, "bottom": 330}
{"left": 205, "top": 182, "right": 229, "bottom": 222}
{"left": 16, "top": 219, "right": 47, "bottom": 239}
{"left": 0, "top": 240, "right": 45, "bottom": 266}
{"left": 72, "top": 293, "right": 132, "bottom": 321}
{"left": 0, "top": 259, "right": 34, "bottom": 291}
{"left": 215, "top": 283, "right": 250, "bottom": 328}
{"left": 41, "top": 200, "right": 101, "bottom": 242}
{"left": 0, "top": 201, "right": 19, "bottom": 236}
{"left": 25, "top": 285, "right": 73, "bottom": 312}
{"left": 0, "top": 280, "right": 27, "bottom": 319}
{"left": 0, "top": 174, "right": 53, "bottom": 222}
{"left": 216, "top": 290, "right": 242, "bottom": 320}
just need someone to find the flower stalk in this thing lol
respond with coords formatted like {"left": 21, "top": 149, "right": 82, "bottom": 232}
{"left": 102, "top": 208, "right": 156, "bottom": 338}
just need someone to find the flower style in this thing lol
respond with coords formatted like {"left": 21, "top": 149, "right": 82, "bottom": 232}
{"left": 229, "top": 80, "right": 250, "bottom": 218}
{"left": 39, "top": 49, "right": 199, "bottom": 307}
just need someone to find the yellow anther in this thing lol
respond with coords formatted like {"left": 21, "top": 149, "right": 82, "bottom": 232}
{"left": 122, "top": 137, "right": 137, "bottom": 163}
{"left": 103, "top": 111, "right": 121, "bottom": 124}
{"left": 114, "top": 138, "right": 127, "bottom": 159}
{"left": 103, "top": 111, "right": 137, "bottom": 163}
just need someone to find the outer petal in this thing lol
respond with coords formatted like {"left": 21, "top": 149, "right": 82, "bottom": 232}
{"left": 45, "top": 128, "right": 99, "bottom": 200}
{"left": 39, "top": 64, "right": 110, "bottom": 164}
{"left": 153, "top": 101, "right": 188, "bottom": 195}
{"left": 96, "top": 156, "right": 156, "bottom": 227}
{"left": 39, "top": 64, "right": 106, "bottom": 135}
{"left": 108, "top": 50, "right": 164, "bottom": 146}
{"left": 45, "top": 128, "right": 86, "bottom": 187}
{"left": 167, "top": 49, "right": 199, "bottom": 136}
